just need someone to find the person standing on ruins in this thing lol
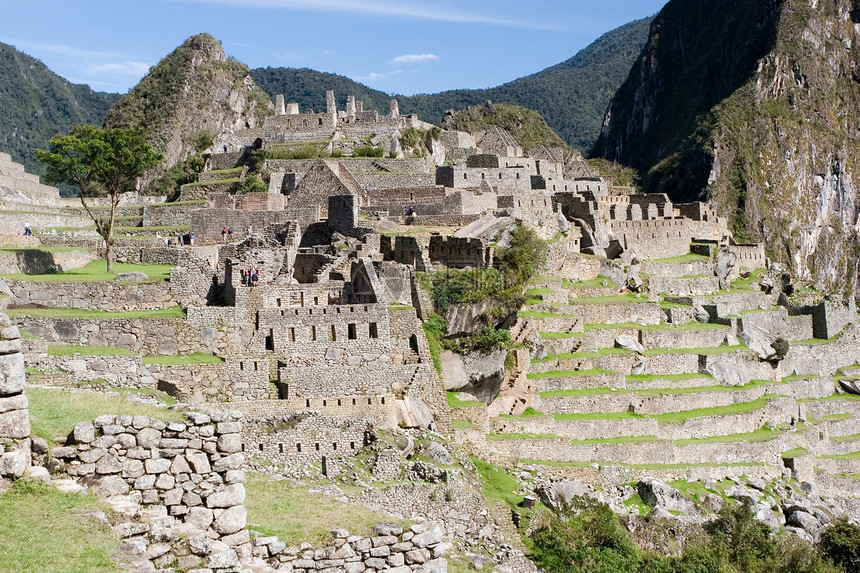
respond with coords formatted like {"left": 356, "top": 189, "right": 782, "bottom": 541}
{"left": 222, "top": 227, "right": 227, "bottom": 242}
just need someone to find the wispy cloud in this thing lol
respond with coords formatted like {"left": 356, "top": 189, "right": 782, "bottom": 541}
{"left": 87, "top": 61, "right": 152, "bottom": 77}
{"left": 355, "top": 69, "right": 403, "bottom": 82}
{"left": 5, "top": 39, "right": 152, "bottom": 91}
{"left": 392, "top": 53, "right": 438, "bottom": 65}
{"left": 166, "top": 0, "right": 557, "bottom": 30}
{"left": 269, "top": 50, "right": 306, "bottom": 62}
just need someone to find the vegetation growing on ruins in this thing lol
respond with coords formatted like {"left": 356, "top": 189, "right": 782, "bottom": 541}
{"left": 36, "top": 125, "right": 162, "bottom": 271}
{"left": 530, "top": 497, "right": 845, "bottom": 573}
{"left": 0, "top": 481, "right": 119, "bottom": 572}
{"left": 444, "top": 103, "right": 568, "bottom": 152}
{"left": 0, "top": 261, "right": 174, "bottom": 283}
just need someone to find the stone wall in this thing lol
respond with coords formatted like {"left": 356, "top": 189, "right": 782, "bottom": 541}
{"left": 609, "top": 219, "right": 726, "bottom": 260}
{"left": 278, "top": 364, "right": 420, "bottom": 398}
{"left": 4, "top": 279, "right": 178, "bottom": 311}
{"left": 0, "top": 314, "right": 29, "bottom": 479}
{"left": 143, "top": 201, "right": 208, "bottom": 227}
{"left": 49, "top": 411, "right": 260, "bottom": 571}
{"left": 191, "top": 209, "right": 305, "bottom": 243}
{"left": 20, "top": 316, "right": 243, "bottom": 357}
{"left": 242, "top": 412, "right": 373, "bottom": 464}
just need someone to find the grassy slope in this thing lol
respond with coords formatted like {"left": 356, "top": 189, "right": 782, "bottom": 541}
{"left": 0, "top": 482, "right": 119, "bottom": 572}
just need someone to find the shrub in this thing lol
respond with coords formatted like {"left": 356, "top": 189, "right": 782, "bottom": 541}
{"left": 238, "top": 174, "right": 268, "bottom": 194}
{"left": 353, "top": 145, "right": 384, "bottom": 158}
{"left": 822, "top": 519, "right": 860, "bottom": 573}
{"left": 770, "top": 337, "right": 789, "bottom": 360}
{"left": 399, "top": 128, "right": 423, "bottom": 149}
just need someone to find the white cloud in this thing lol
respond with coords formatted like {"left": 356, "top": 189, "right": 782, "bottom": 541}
{"left": 166, "top": 0, "right": 557, "bottom": 29}
{"left": 355, "top": 69, "right": 403, "bottom": 82}
{"left": 87, "top": 61, "right": 152, "bottom": 77}
{"left": 392, "top": 53, "right": 439, "bottom": 65}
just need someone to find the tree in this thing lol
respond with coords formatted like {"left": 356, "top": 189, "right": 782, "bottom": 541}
{"left": 36, "top": 124, "right": 161, "bottom": 271}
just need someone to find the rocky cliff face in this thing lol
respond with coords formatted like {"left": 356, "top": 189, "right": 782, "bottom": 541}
{"left": 593, "top": 0, "right": 860, "bottom": 295}
{"left": 104, "top": 34, "right": 272, "bottom": 181}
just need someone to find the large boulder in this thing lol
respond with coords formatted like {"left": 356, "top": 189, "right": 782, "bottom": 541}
{"left": 637, "top": 478, "right": 697, "bottom": 515}
{"left": 440, "top": 349, "right": 506, "bottom": 404}
{"left": 537, "top": 479, "right": 592, "bottom": 510}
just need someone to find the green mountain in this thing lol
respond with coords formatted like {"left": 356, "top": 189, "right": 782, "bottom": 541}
{"left": 105, "top": 33, "right": 273, "bottom": 177}
{"left": 250, "top": 17, "right": 653, "bottom": 152}
{"left": 443, "top": 103, "right": 569, "bottom": 151}
{"left": 0, "top": 41, "right": 120, "bottom": 180}
{"left": 592, "top": 0, "right": 860, "bottom": 293}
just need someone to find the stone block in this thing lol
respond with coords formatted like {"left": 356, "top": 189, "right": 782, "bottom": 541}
{"left": 95, "top": 455, "right": 123, "bottom": 474}
{"left": 0, "top": 353, "right": 25, "bottom": 396}
{"left": 0, "top": 393, "right": 27, "bottom": 414}
{"left": 217, "top": 433, "right": 242, "bottom": 453}
{"left": 0, "top": 408, "right": 29, "bottom": 438}
{"left": 155, "top": 473, "right": 176, "bottom": 490}
{"left": 0, "top": 450, "right": 27, "bottom": 477}
{"left": 137, "top": 428, "right": 162, "bottom": 448}
{"left": 213, "top": 453, "right": 244, "bottom": 472}
{"left": 78, "top": 448, "right": 108, "bottom": 464}
{"left": 186, "top": 506, "right": 214, "bottom": 530}
{"left": 213, "top": 505, "right": 247, "bottom": 535}
{"left": 207, "top": 484, "right": 246, "bottom": 508}
{"left": 145, "top": 458, "right": 171, "bottom": 474}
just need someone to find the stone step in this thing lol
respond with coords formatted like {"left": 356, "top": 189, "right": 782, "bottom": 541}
{"left": 640, "top": 258, "right": 714, "bottom": 279}
{"left": 577, "top": 324, "right": 730, "bottom": 352}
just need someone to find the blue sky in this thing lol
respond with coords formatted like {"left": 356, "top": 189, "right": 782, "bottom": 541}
{"left": 2, "top": 0, "right": 667, "bottom": 95}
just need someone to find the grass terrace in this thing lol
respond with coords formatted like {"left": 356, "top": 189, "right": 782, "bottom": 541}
{"left": 647, "top": 253, "right": 710, "bottom": 264}
{"left": 48, "top": 345, "right": 137, "bottom": 357}
{"left": 446, "top": 391, "right": 484, "bottom": 408}
{"left": 652, "top": 395, "right": 775, "bottom": 424}
{"left": 567, "top": 293, "right": 641, "bottom": 305}
{"left": 142, "top": 353, "right": 225, "bottom": 365}
{"left": 642, "top": 344, "right": 748, "bottom": 356}
{"left": 526, "top": 368, "right": 614, "bottom": 379}
{"left": 539, "top": 331, "right": 585, "bottom": 340}
{"left": 584, "top": 322, "right": 728, "bottom": 332}
{"left": 486, "top": 432, "right": 564, "bottom": 441}
{"left": 673, "top": 427, "right": 784, "bottom": 446}
{"left": 563, "top": 276, "right": 618, "bottom": 288}
{"left": 451, "top": 420, "right": 478, "bottom": 430}
{"left": 781, "top": 447, "right": 810, "bottom": 459}
{"left": 519, "top": 459, "right": 764, "bottom": 470}
{"left": 27, "top": 387, "right": 184, "bottom": 445}
{"left": 518, "top": 310, "right": 578, "bottom": 319}
{"left": 568, "top": 435, "right": 661, "bottom": 446}
{"left": 0, "top": 482, "right": 119, "bottom": 572}
{"left": 0, "top": 261, "right": 174, "bottom": 282}
{"left": 6, "top": 305, "right": 185, "bottom": 320}
{"left": 244, "top": 473, "right": 405, "bottom": 546}
{"left": 819, "top": 451, "right": 860, "bottom": 460}
{"left": 539, "top": 379, "right": 777, "bottom": 399}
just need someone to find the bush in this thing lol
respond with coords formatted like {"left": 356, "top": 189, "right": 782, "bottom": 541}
{"left": 496, "top": 224, "right": 548, "bottom": 286}
{"left": 822, "top": 519, "right": 860, "bottom": 573}
{"left": 238, "top": 174, "right": 268, "bottom": 194}
{"left": 353, "top": 145, "right": 384, "bottom": 158}
{"left": 399, "top": 127, "right": 423, "bottom": 149}
{"left": 457, "top": 325, "right": 512, "bottom": 355}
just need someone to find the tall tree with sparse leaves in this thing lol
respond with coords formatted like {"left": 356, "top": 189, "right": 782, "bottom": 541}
{"left": 36, "top": 124, "right": 162, "bottom": 272}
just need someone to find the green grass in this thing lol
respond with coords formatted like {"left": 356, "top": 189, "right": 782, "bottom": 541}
{"left": 822, "top": 413, "right": 855, "bottom": 421}
{"left": 542, "top": 379, "right": 773, "bottom": 399}
{"left": 819, "top": 451, "right": 860, "bottom": 460}
{"left": 781, "top": 448, "right": 810, "bottom": 459}
{"left": 0, "top": 246, "right": 91, "bottom": 253}
{"left": 48, "top": 345, "right": 138, "bottom": 357}
{"left": 183, "top": 177, "right": 240, "bottom": 187}
{"left": 569, "top": 435, "right": 661, "bottom": 446}
{"left": 568, "top": 293, "right": 641, "bottom": 305}
{"left": 554, "top": 411, "right": 643, "bottom": 421}
{"left": 0, "top": 481, "right": 119, "bottom": 572}
{"left": 584, "top": 322, "right": 727, "bottom": 332}
{"left": 27, "top": 387, "right": 184, "bottom": 444}
{"left": 673, "top": 427, "right": 783, "bottom": 446}
{"left": 834, "top": 433, "right": 860, "bottom": 443}
{"left": 472, "top": 457, "right": 523, "bottom": 507}
{"left": 556, "top": 347, "right": 635, "bottom": 359}
{"left": 653, "top": 396, "right": 774, "bottom": 424}
{"left": 518, "top": 310, "right": 578, "bottom": 319}
{"left": 539, "top": 331, "right": 585, "bottom": 339}
{"left": 541, "top": 387, "right": 622, "bottom": 398}
{"left": 0, "top": 261, "right": 174, "bottom": 283}
{"left": 647, "top": 253, "right": 709, "bottom": 264}
{"left": 799, "top": 394, "right": 860, "bottom": 403}
{"left": 626, "top": 373, "right": 714, "bottom": 382}
{"left": 142, "top": 352, "right": 225, "bottom": 365}
{"left": 244, "top": 473, "right": 404, "bottom": 545}
{"left": 451, "top": 419, "right": 478, "bottom": 430}
{"left": 525, "top": 288, "right": 554, "bottom": 296}
{"left": 643, "top": 344, "right": 748, "bottom": 356}
{"left": 446, "top": 391, "right": 484, "bottom": 408}
{"left": 6, "top": 305, "right": 185, "bottom": 320}
{"left": 487, "top": 432, "right": 564, "bottom": 441}
{"left": 563, "top": 276, "right": 617, "bottom": 289}
{"left": 520, "top": 459, "right": 763, "bottom": 470}
{"left": 527, "top": 368, "right": 614, "bottom": 379}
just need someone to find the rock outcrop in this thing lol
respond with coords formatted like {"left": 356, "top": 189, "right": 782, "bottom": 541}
{"left": 104, "top": 33, "right": 273, "bottom": 184}
{"left": 593, "top": 0, "right": 860, "bottom": 293}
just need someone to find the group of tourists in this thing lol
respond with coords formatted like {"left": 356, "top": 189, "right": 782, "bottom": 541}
{"left": 241, "top": 266, "right": 259, "bottom": 287}
{"left": 221, "top": 227, "right": 234, "bottom": 242}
